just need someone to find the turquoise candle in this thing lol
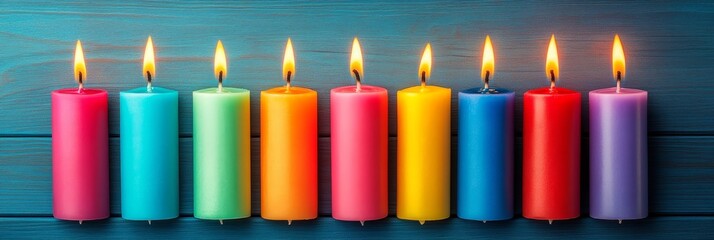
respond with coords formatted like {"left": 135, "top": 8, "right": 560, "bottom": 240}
{"left": 120, "top": 87, "right": 179, "bottom": 221}
{"left": 120, "top": 37, "right": 178, "bottom": 221}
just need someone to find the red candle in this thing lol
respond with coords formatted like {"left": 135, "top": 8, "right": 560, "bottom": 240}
{"left": 522, "top": 35, "right": 581, "bottom": 222}
{"left": 331, "top": 38, "right": 388, "bottom": 224}
{"left": 52, "top": 41, "right": 109, "bottom": 222}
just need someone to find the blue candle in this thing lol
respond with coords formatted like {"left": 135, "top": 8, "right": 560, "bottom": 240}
{"left": 119, "top": 37, "right": 179, "bottom": 221}
{"left": 457, "top": 36, "right": 514, "bottom": 221}
{"left": 120, "top": 86, "right": 179, "bottom": 221}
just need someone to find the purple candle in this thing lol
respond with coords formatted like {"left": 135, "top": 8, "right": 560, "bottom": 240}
{"left": 589, "top": 35, "right": 648, "bottom": 222}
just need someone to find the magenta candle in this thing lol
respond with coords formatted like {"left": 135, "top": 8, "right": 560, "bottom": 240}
{"left": 331, "top": 38, "right": 388, "bottom": 224}
{"left": 589, "top": 35, "right": 648, "bottom": 222}
{"left": 52, "top": 41, "right": 109, "bottom": 222}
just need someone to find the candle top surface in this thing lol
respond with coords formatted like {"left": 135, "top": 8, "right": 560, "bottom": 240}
{"left": 53, "top": 88, "right": 106, "bottom": 95}
{"left": 525, "top": 87, "right": 579, "bottom": 95}
{"left": 590, "top": 87, "right": 646, "bottom": 95}
{"left": 194, "top": 87, "right": 249, "bottom": 94}
{"left": 262, "top": 86, "right": 315, "bottom": 95}
{"left": 121, "top": 86, "right": 176, "bottom": 94}
{"left": 399, "top": 85, "right": 450, "bottom": 94}
{"left": 460, "top": 87, "right": 513, "bottom": 95}
{"left": 331, "top": 85, "right": 387, "bottom": 94}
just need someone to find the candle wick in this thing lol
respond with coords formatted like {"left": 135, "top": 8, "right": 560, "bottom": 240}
{"left": 286, "top": 71, "right": 292, "bottom": 92}
{"left": 617, "top": 71, "right": 622, "bottom": 93}
{"left": 549, "top": 70, "right": 556, "bottom": 90}
{"left": 218, "top": 71, "right": 224, "bottom": 92}
{"left": 77, "top": 72, "right": 84, "bottom": 93}
{"left": 484, "top": 71, "right": 490, "bottom": 90}
{"left": 420, "top": 71, "right": 427, "bottom": 88}
{"left": 146, "top": 71, "right": 153, "bottom": 92}
{"left": 353, "top": 69, "right": 362, "bottom": 92}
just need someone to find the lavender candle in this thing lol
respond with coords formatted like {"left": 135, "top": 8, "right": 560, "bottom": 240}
{"left": 589, "top": 35, "right": 648, "bottom": 222}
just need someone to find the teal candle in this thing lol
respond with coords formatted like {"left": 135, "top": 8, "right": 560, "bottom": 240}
{"left": 119, "top": 87, "right": 179, "bottom": 221}
{"left": 120, "top": 37, "right": 179, "bottom": 221}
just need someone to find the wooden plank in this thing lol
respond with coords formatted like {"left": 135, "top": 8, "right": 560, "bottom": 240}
{"left": 0, "top": 217, "right": 712, "bottom": 239}
{"left": 1, "top": 2, "right": 714, "bottom": 135}
{"left": 1, "top": 136, "right": 712, "bottom": 216}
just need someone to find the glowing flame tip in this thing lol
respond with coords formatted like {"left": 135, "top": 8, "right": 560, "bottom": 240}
{"left": 74, "top": 40, "right": 86, "bottom": 84}
{"left": 350, "top": 37, "right": 364, "bottom": 81}
{"left": 143, "top": 36, "right": 156, "bottom": 80}
{"left": 612, "top": 34, "right": 626, "bottom": 81}
{"left": 418, "top": 43, "right": 432, "bottom": 83}
{"left": 282, "top": 38, "right": 295, "bottom": 83}
{"left": 481, "top": 35, "right": 495, "bottom": 83}
{"left": 214, "top": 40, "right": 227, "bottom": 81}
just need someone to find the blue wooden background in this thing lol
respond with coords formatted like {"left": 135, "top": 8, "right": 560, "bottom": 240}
{"left": 1, "top": 0, "right": 713, "bottom": 238}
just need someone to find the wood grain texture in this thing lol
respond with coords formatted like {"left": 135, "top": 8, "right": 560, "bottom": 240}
{"left": 1, "top": 136, "right": 712, "bottom": 216}
{"left": 1, "top": 0, "right": 713, "bottom": 237}
{"left": 0, "top": 217, "right": 712, "bottom": 239}
{"left": 1, "top": 1, "right": 714, "bottom": 135}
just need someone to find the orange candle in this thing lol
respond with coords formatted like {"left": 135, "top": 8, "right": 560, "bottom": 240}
{"left": 260, "top": 38, "right": 318, "bottom": 224}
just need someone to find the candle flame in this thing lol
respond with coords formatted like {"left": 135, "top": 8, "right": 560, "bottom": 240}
{"left": 481, "top": 35, "right": 495, "bottom": 83}
{"left": 283, "top": 38, "right": 295, "bottom": 83}
{"left": 214, "top": 40, "right": 227, "bottom": 81}
{"left": 143, "top": 36, "right": 156, "bottom": 80}
{"left": 612, "top": 34, "right": 626, "bottom": 81}
{"left": 418, "top": 43, "right": 432, "bottom": 84}
{"left": 350, "top": 37, "right": 364, "bottom": 81}
{"left": 74, "top": 40, "right": 86, "bottom": 84}
{"left": 545, "top": 34, "right": 559, "bottom": 82}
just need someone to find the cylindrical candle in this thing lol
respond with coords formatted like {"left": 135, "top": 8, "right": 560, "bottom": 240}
{"left": 52, "top": 89, "right": 109, "bottom": 221}
{"left": 457, "top": 88, "right": 514, "bottom": 221}
{"left": 590, "top": 35, "right": 648, "bottom": 221}
{"left": 261, "top": 86, "right": 318, "bottom": 222}
{"left": 120, "top": 87, "right": 179, "bottom": 221}
{"left": 522, "top": 87, "right": 581, "bottom": 220}
{"left": 193, "top": 87, "right": 251, "bottom": 220}
{"left": 331, "top": 85, "right": 388, "bottom": 222}
{"left": 397, "top": 85, "right": 451, "bottom": 223}
{"left": 589, "top": 87, "right": 647, "bottom": 221}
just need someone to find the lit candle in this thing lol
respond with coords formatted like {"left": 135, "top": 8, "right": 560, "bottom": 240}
{"left": 119, "top": 37, "right": 179, "bottom": 223}
{"left": 331, "top": 38, "right": 388, "bottom": 225}
{"left": 457, "top": 35, "right": 514, "bottom": 222}
{"left": 589, "top": 35, "right": 648, "bottom": 223}
{"left": 193, "top": 40, "right": 251, "bottom": 223}
{"left": 52, "top": 40, "right": 109, "bottom": 223}
{"left": 522, "top": 35, "right": 581, "bottom": 223}
{"left": 397, "top": 43, "right": 451, "bottom": 225}
{"left": 261, "top": 38, "right": 318, "bottom": 224}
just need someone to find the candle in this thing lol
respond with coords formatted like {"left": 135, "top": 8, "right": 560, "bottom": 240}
{"left": 457, "top": 36, "right": 514, "bottom": 221}
{"left": 397, "top": 43, "right": 451, "bottom": 225}
{"left": 589, "top": 35, "right": 648, "bottom": 223}
{"left": 119, "top": 37, "right": 179, "bottom": 223}
{"left": 261, "top": 39, "right": 318, "bottom": 224}
{"left": 331, "top": 38, "right": 388, "bottom": 225}
{"left": 52, "top": 40, "right": 109, "bottom": 223}
{"left": 193, "top": 41, "right": 251, "bottom": 223}
{"left": 522, "top": 35, "right": 581, "bottom": 223}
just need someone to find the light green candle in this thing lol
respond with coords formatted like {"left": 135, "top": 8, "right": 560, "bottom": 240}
{"left": 193, "top": 41, "right": 251, "bottom": 221}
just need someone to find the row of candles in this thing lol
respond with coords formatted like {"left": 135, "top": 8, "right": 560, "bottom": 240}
{"left": 52, "top": 35, "right": 647, "bottom": 225}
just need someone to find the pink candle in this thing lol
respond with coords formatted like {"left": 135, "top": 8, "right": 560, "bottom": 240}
{"left": 52, "top": 41, "right": 109, "bottom": 222}
{"left": 331, "top": 38, "right": 388, "bottom": 224}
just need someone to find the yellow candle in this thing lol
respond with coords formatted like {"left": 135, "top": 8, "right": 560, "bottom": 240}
{"left": 396, "top": 43, "right": 451, "bottom": 224}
